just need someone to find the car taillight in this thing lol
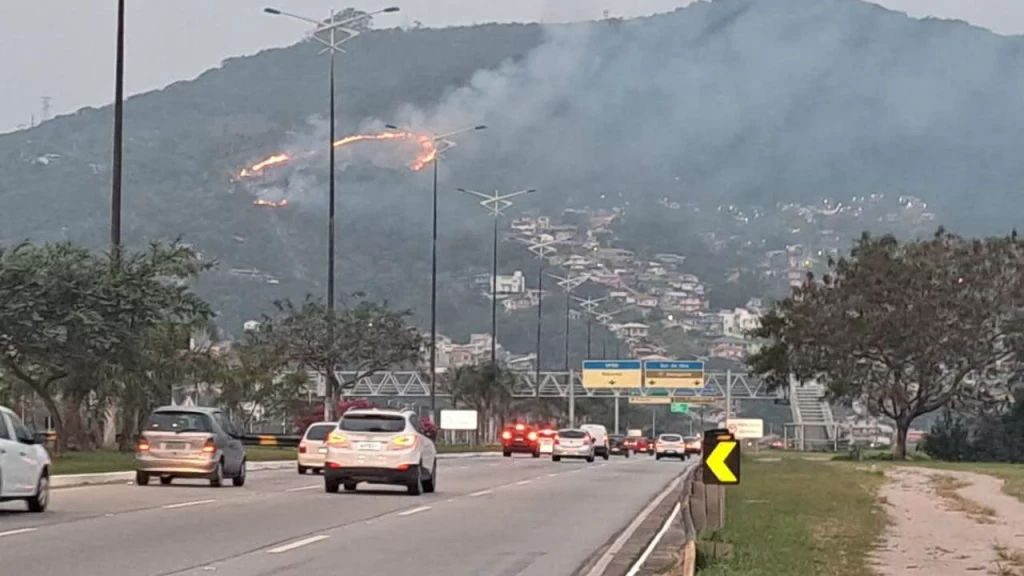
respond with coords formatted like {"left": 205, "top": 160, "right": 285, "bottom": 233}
{"left": 527, "top": 431, "right": 538, "bottom": 441}
{"left": 299, "top": 443, "right": 307, "bottom": 453}
{"left": 501, "top": 430, "right": 512, "bottom": 440}
{"left": 327, "top": 431, "right": 349, "bottom": 447}
{"left": 582, "top": 437, "right": 591, "bottom": 445}
{"left": 554, "top": 435, "right": 561, "bottom": 445}
{"left": 137, "top": 438, "right": 150, "bottom": 452}
{"left": 201, "top": 439, "right": 216, "bottom": 454}
{"left": 390, "top": 434, "right": 417, "bottom": 449}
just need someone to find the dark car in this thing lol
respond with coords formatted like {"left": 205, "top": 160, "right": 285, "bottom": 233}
{"left": 608, "top": 435, "right": 632, "bottom": 458}
{"left": 501, "top": 423, "right": 540, "bottom": 457}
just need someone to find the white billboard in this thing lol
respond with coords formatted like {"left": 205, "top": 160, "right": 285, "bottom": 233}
{"left": 440, "top": 409, "right": 479, "bottom": 431}
{"left": 721, "top": 418, "right": 764, "bottom": 439}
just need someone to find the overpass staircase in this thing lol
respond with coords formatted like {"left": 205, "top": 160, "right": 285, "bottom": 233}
{"left": 789, "top": 380, "right": 838, "bottom": 450}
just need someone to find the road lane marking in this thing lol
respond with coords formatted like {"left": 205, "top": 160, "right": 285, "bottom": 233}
{"left": 285, "top": 485, "right": 320, "bottom": 492}
{"left": 515, "top": 480, "right": 532, "bottom": 485}
{"left": 547, "top": 473, "right": 559, "bottom": 477}
{"left": 626, "top": 501, "right": 682, "bottom": 576}
{"left": 582, "top": 466, "right": 690, "bottom": 576}
{"left": 267, "top": 534, "right": 330, "bottom": 554}
{"left": 162, "top": 499, "right": 216, "bottom": 509}
{"left": 470, "top": 489, "right": 492, "bottom": 497}
{"left": 397, "top": 506, "right": 431, "bottom": 516}
{"left": 0, "top": 528, "right": 37, "bottom": 538}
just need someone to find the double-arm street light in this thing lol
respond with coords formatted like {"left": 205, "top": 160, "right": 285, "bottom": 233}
{"left": 384, "top": 124, "right": 486, "bottom": 422}
{"left": 547, "top": 272, "right": 589, "bottom": 427}
{"left": 573, "top": 295, "right": 608, "bottom": 358}
{"left": 458, "top": 188, "right": 537, "bottom": 372}
{"left": 526, "top": 238, "right": 557, "bottom": 389}
{"left": 111, "top": 0, "right": 126, "bottom": 250}
{"left": 264, "top": 5, "right": 400, "bottom": 420}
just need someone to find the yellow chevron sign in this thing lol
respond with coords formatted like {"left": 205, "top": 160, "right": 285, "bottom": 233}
{"left": 702, "top": 429, "right": 741, "bottom": 485}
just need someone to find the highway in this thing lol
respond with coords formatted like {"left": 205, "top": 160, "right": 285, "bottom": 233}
{"left": 0, "top": 455, "right": 690, "bottom": 576}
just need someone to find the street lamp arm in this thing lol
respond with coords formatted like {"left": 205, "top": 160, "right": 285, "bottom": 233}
{"left": 263, "top": 8, "right": 324, "bottom": 26}
{"left": 315, "top": 6, "right": 399, "bottom": 34}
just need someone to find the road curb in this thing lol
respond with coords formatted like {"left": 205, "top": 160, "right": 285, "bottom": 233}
{"left": 51, "top": 451, "right": 499, "bottom": 489}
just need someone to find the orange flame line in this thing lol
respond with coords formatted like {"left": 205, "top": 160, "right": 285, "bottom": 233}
{"left": 237, "top": 131, "right": 436, "bottom": 179}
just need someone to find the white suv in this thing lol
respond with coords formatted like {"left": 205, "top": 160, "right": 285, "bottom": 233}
{"left": 0, "top": 406, "right": 51, "bottom": 512}
{"left": 323, "top": 408, "right": 437, "bottom": 495}
{"left": 580, "top": 424, "right": 610, "bottom": 460}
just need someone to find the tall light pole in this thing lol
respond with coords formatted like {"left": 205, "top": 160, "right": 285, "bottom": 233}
{"left": 457, "top": 188, "right": 537, "bottom": 372}
{"left": 111, "top": 0, "right": 126, "bottom": 250}
{"left": 264, "top": 5, "right": 400, "bottom": 420}
{"left": 527, "top": 238, "right": 558, "bottom": 389}
{"left": 573, "top": 295, "right": 607, "bottom": 359}
{"left": 548, "top": 272, "right": 589, "bottom": 427}
{"left": 384, "top": 124, "right": 486, "bottom": 423}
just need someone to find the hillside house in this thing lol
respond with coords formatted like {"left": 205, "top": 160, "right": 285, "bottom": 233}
{"left": 595, "top": 247, "right": 635, "bottom": 266}
{"left": 613, "top": 322, "right": 649, "bottom": 339}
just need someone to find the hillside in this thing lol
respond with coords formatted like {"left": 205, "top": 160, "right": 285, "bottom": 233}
{"left": 3, "top": 0, "right": 1024, "bottom": 353}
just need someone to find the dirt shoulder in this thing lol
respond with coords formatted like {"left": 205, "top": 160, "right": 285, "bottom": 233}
{"left": 875, "top": 466, "right": 1024, "bottom": 575}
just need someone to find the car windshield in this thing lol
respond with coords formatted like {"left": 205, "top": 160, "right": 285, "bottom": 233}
{"left": 305, "top": 424, "right": 336, "bottom": 441}
{"left": 145, "top": 411, "right": 212, "bottom": 433}
{"left": 559, "top": 429, "right": 587, "bottom": 439}
{"left": 660, "top": 434, "right": 683, "bottom": 442}
{"left": 339, "top": 414, "right": 406, "bottom": 433}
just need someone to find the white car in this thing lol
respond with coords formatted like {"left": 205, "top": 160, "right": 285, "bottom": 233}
{"left": 580, "top": 424, "right": 610, "bottom": 460}
{"left": 0, "top": 406, "right": 51, "bottom": 512}
{"left": 551, "top": 429, "right": 596, "bottom": 462}
{"left": 323, "top": 408, "right": 438, "bottom": 495}
{"left": 655, "top": 433, "right": 687, "bottom": 461}
{"left": 297, "top": 421, "right": 336, "bottom": 474}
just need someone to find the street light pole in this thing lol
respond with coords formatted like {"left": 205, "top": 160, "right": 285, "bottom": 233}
{"left": 264, "top": 5, "right": 400, "bottom": 420}
{"left": 458, "top": 187, "right": 537, "bottom": 381}
{"left": 527, "top": 238, "right": 556, "bottom": 392}
{"left": 111, "top": 0, "right": 125, "bottom": 250}
{"left": 385, "top": 125, "right": 485, "bottom": 423}
{"left": 574, "top": 295, "right": 607, "bottom": 361}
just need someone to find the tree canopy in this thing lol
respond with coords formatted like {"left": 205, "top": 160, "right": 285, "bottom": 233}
{"left": 748, "top": 229, "right": 1024, "bottom": 459}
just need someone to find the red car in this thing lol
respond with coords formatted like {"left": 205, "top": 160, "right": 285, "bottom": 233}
{"left": 501, "top": 423, "right": 540, "bottom": 458}
{"left": 630, "top": 437, "right": 654, "bottom": 454}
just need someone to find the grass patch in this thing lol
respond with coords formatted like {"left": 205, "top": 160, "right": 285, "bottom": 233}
{"left": 929, "top": 474, "right": 996, "bottom": 524}
{"left": 52, "top": 444, "right": 498, "bottom": 475}
{"left": 697, "top": 458, "right": 887, "bottom": 576}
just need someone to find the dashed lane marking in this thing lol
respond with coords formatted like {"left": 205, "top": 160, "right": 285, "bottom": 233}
{"left": 397, "top": 506, "right": 431, "bottom": 517}
{"left": 266, "top": 534, "right": 330, "bottom": 554}
{"left": 162, "top": 499, "right": 216, "bottom": 509}
{"left": 285, "top": 485, "right": 320, "bottom": 492}
{"left": 0, "top": 528, "right": 37, "bottom": 538}
{"left": 515, "top": 480, "right": 532, "bottom": 486}
{"left": 469, "top": 489, "right": 492, "bottom": 497}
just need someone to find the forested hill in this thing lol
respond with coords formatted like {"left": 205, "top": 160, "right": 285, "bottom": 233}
{"left": 2, "top": 0, "right": 1024, "bottom": 334}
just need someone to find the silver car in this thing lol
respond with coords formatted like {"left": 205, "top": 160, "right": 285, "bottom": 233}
{"left": 135, "top": 406, "right": 247, "bottom": 487}
{"left": 655, "top": 433, "right": 687, "bottom": 461}
{"left": 551, "top": 428, "right": 596, "bottom": 463}
{"left": 297, "top": 421, "right": 336, "bottom": 474}
{"left": 323, "top": 408, "right": 438, "bottom": 495}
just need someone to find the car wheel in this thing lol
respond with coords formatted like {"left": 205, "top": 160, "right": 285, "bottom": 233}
{"left": 159, "top": 476, "right": 173, "bottom": 485}
{"left": 325, "top": 477, "right": 340, "bottom": 493}
{"left": 532, "top": 450, "right": 540, "bottom": 458}
{"left": 407, "top": 463, "right": 423, "bottom": 496}
{"left": 136, "top": 470, "right": 151, "bottom": 486}
{"left": 209, "top": 461, "right": 224, "bottom": 487}
{"left": 422, "top": 461, "right": 437, "bottom": 494}
{"left": 26, "top": 472, "right": 49, "bottom": 513}
{"left": 343, "top": 482, "right": 358, "bottom": 491}
{"left": 602, "top": 451, "right": 609, "bottom": 461}
{"left": 625, "top": 451, "right": 631, "bottom": 458}
{"left": 552, "top": 455, "right": 561, "bottom": 462}
{"left": 232, "top": 460, "right": 247, "bottom": 487}
{"left": 656, "top": 454, "right": 662, "bottom": 461}
{"left": 298, "top": 465, "right": 307, "bottom": 475}
{"left": 503, "top": 451, "right": 512, "bottom": 458}
{"left": 587, "top": 455, "right": 595, "bottom": 463}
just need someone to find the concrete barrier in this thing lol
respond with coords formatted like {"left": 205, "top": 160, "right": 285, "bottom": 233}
{"left": 51, "top": 451, "right": 501, "bottom": 489}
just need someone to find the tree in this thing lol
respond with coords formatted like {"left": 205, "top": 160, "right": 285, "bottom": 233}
{"left": 294, "top": 398, "right": 375, "bottom": 433}
{"left": 447, "top": 363, "right": 515, "bottom": 442}
{"left": 216, "top": 331, "right": 307, "bottom": 431}
{"left": 260, "top": 296, "right": 422, "bottom": 419}
{"left": 748, "top": 229, "right": 1024, "bottom": 460}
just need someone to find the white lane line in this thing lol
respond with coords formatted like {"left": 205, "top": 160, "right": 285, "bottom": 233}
{"left": 0, "top": 528, "right": 37, "bottom": 538}
{"left": 582, "top": 468, "right": 689, "bottom": 576}
{"left": 162, "top": 498, "right": 216, "bottom": 509}
{"left": 515, "top": 480, "right": 532, "bottom": 486}
{"left": 266, "top": 534, "right": 330, "bottom": 554}
{"left": 397, "top": 505, "right": 432, "bottom": 517}
{"left": 286, "top": 485, "right": 320, "bottom": 492}
{"left": 547, "top": 473, "right": 559, "bottom": 477}
{"left": 626, "top": 501, "right": 682, "bottom": 576}
{"left": 470, "top": 489, "right": 492, "bottom": 497}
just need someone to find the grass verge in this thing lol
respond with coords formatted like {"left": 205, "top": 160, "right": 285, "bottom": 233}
{"left": 929, "top": 474, "right": 996, "bottom": 524}
{"left": 698, "top": 457, "right": 887, "bottom": 576}
{"left": 51, "top": 444, "right": 500, "bottom": 475}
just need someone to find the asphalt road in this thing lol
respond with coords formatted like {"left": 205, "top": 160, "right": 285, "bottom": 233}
{"left": 0, "top": 454, "right": 690, "bottom": 576}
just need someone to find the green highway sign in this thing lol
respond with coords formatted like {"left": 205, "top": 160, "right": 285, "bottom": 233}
{"left": 670, "top": 403, "right": 689, "bottom": 413}
{"left": 648, "top": 388, "right": 671, "bottom": 396}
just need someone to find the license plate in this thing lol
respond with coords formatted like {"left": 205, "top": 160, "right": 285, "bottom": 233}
{"left": 164, "top": 442, "right": 188, "bottom": 450}
{"left": 515, "top": 437, "right": 524, "bottom": 442}
{"left": 317, "top": 447, "right": 327, "bottom": 454}
{"left": 357, "top": 442, "right": 382, "bottom": 451}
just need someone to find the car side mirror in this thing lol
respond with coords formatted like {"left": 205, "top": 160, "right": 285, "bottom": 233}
{"left": 19, "top": 434, "right": 38, "bottom": 445}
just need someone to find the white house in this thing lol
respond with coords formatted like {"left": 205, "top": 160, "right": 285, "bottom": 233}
{"left": 720, "top": 307, "right": 762, "bottom": 338}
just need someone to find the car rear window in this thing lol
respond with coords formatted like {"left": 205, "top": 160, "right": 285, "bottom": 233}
{"left": 145, "top": 411, "right": 213, "bottom": 433}
{"left": 559, "top": 429, "right": 587, "bottom": 439}
{"left": 339, "top": 414, "right": 406, "bottom": 433}
{"left": 304, "top": 424, "right": 336, "bottom": 441}
{"left": 660, "top": 434, "right": 683, "bottom": 442}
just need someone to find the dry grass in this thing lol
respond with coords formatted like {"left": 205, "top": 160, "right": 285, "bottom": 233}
{"left": 929, "top": 474, "right": 997, "bottom": 524}
{"left": 990, "top": 544, "right": 1024, "bottom": 576}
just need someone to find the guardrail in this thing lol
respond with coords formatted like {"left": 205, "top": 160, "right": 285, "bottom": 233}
{"left": 241, "top": 434, "right": 301, "bottom": 447}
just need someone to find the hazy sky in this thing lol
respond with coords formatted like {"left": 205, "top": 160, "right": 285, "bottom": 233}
{"left": 2, "top": 0, "right": 1022, "bottom": 134}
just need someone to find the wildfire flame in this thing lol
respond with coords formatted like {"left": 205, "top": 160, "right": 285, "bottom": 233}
{"left": 253, "top": 198, "right": 289, "bottom": 208}
{"left": 237, "top": 131, "right": 436, "bottom": 179}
